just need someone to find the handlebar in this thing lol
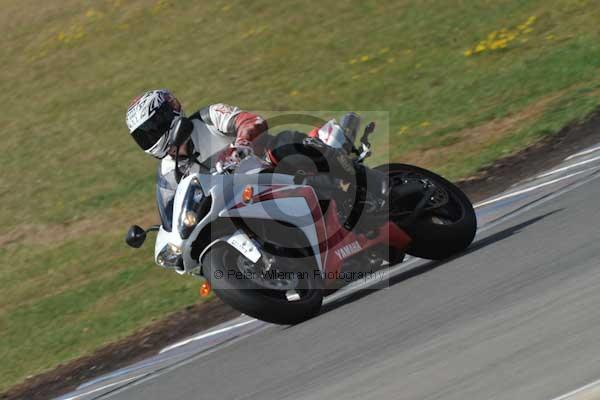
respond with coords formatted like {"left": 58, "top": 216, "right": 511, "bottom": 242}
{"left": 214, "top": 160, "right": 239, "bottom": 175}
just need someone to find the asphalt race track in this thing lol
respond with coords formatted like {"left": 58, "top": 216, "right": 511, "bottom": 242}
{"left": 60, "top": 144, "right": 600, "bottom": 400}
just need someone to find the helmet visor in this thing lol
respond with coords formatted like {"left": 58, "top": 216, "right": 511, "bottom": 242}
{"left": 130, "top": 104, "right": 176, "bottom": 150}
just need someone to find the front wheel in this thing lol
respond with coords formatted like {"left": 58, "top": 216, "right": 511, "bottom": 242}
{"left": 203, "top": 244, "right": 323, "bottom": 325}
{"left": 376, "top": 164, "right": 477, "bottom": 260}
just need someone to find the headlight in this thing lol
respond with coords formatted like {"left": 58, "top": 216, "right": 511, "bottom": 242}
{"left": 157, "top": 243, "right": 183, "bottom": 268}
{"left": 178, "top": 177, "right": 207, "bottom": 239}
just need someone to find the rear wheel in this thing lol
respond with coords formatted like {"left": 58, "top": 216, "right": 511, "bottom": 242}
{"left": 375, "top": 164, "right": 477, "bottom": 260}
{"left": 203, "top": 244, "right": 323, "bottom": 325}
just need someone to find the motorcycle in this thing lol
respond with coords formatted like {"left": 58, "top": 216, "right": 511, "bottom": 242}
{"left": 126, "top": 114, "right": 477, "bottom": 324}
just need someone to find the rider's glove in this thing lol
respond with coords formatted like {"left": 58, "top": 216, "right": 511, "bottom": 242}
{"left": 228, "top": 141, "right": 254, "bottom": 162}
{"left": 216, "top": 143, "right": 254, "bottom": 173}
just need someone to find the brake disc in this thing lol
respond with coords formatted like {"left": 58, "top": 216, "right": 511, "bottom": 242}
{"left": 235, "top": 255, "right": 299, "bottom": 291}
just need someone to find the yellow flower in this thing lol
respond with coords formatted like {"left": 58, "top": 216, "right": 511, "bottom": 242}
{"left": 495, "top": 39, "right": 508, "bottom": 48}
{"left": 420, "top": 121, "right": 431, "bottom": 128}
{"left": 546, "top": 34, "right": 554, "bottom": 40}
{"left": 290, "top": 90, "right": 300, "bottom": 97}
{"left": 349, "top": 59, "right": 358, "bottom": 65}
{"left": 379, "top": 47, "right": 390, "bottom": 54}
{"left": 465, "top": 16, "right": 535, "bottom": 57}
{"left": 360, "top": 55, "right": 370, "bottom": 62}
{"left": 222, "top": 4, "right": 231, "bottom": 12}
{"left": 57, "top": 32, "right": 66, "bottom": 41}
{"left": 399, "top": 126, "right": 409, "bottom": 135}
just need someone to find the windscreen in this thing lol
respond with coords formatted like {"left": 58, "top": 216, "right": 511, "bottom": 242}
{"left": 156, "top": 165, "right": 177, "bottom": 232}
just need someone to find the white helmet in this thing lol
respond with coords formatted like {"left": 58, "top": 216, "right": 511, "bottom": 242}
{"left": 126, "top": 89, "right": 185, "bottom": 158}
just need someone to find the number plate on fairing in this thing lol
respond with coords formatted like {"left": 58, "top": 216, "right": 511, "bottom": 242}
{"left": 226, "top": 231, "right": 261, "bottom": 263}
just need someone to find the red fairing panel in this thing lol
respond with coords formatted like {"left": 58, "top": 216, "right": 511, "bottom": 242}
{"left": 321, "top": 202, "right": 412, "bottom": 281}
{"left": 233, "top": 186, "right": 412, "bottom": 286}
{"left": 251, "top": 186, "right": 328, "bottom": 267}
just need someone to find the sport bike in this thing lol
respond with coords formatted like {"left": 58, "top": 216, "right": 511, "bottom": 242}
{"left": 126, "top": 114, "right": 477, "bottom": 324}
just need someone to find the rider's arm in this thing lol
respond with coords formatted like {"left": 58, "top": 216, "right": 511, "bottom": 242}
{"left": 191, "top": 103, "right": 268, "bottom": 147}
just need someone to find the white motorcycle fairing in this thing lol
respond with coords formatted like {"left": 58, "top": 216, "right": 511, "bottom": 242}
{"left": 154, "top": 168, "right": 324, "bottom": 277}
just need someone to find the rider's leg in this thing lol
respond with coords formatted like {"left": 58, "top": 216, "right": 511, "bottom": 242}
{"left": 266, "top": 130, "right": 329, "bottom": 173}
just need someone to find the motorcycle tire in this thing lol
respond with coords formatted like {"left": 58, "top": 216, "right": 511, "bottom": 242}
{"left": 375, "top": 163, "right": 477, "bottom": 260}
{"left": 203, "top": 243, "right": 323, "bottom": 325}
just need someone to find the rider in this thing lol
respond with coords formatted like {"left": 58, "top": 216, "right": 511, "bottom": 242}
{"left": 126, "top": 89, "right": 268, "bottom": 169}
{"left": 125, "top": 89, "right": 389, "bottom": 230}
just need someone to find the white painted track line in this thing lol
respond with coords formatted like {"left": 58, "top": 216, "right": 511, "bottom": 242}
{"left": 474, "top": 168, "right": 594, "bottom": 208}
{"left": 550, "top": 377, "right": 600, "bottom": 400}
{"left": 564, "top": 144, "right": 600, "bottom": 161}
{"left": 60, "top": 374, "right": 147, "bottom": 400}
{"left": 159, "top": 319, "right": 257, "bottom": 354}
{"left": 536, "top": 154, "right": 600, "bottom": 179}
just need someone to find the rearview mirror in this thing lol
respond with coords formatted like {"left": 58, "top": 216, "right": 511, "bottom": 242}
{"left": 125, "top": 225, "right": 147, "bottom": 248}
{"left": 170, "top": 117, "right": 193, "bottom": 147}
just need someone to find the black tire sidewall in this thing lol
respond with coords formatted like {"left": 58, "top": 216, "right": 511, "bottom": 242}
{"left": 375, "top": 163, "right": 477, "bottom": 260}
{"left": 204, "top": 244, "right": 323, "bottom": 325}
